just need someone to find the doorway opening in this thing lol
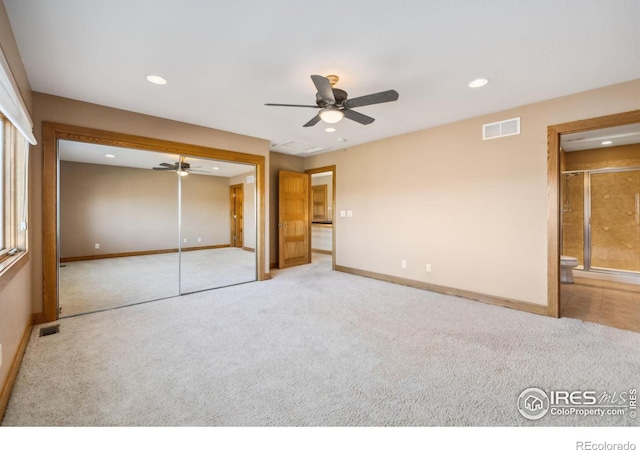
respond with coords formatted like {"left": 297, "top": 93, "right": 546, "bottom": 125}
{"left": 548, "top": 110, "right": 640, "bottom": 332}
{"left": 307, "top": 166, "right": 336, "bottom": 270}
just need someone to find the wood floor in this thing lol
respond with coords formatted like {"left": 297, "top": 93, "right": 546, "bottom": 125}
{"left": 561, "top": 277, "right": 640, "bottom": 332}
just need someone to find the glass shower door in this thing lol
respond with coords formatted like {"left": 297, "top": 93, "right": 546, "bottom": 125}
{"left": 561, "top": 172, "right": 585, "bottom": 266}
{"left": 589, "top": 169, "right": 640, "bottom": 273}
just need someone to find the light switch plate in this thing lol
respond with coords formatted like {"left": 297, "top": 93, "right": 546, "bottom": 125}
{"left": 347, "top": 210, "right": 353, "bottom": 217}
{"left": 340, "top": 210, "right": 346, "bottom": 218}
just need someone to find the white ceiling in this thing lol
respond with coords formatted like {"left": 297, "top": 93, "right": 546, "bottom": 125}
{"left": 5, "top": 1, "right": 640, "bottom": 156}
{"left": 59, "top": 140, "right": 254, "bottom": 177}
{"left": 561, "top": 123, "right": 640, "bottom": 152}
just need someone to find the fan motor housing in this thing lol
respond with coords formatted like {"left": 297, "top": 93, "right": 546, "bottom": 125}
{"left": 316, "top": 88, "right": 348, "bottom": 107}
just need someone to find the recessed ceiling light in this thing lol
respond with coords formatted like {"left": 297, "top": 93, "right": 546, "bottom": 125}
{"left": 601, "top": 140, "right": 613, "bottom": 145}
{"left": 105, "top": 154, "right": 115, "bottom": 158}
{"left": 146, "top": 75, "right": 167, "bottom": 85}
{"left": 212, "top": 167, "right": 220, "bottom": 170}
{"left": 325, "top": 127, "right": 336, "bottom": 133}
{"left": 337, "top": 137, "right": 347, "bottom": 143}
{"left": 468, "top": 78, "right": 489, "bottom": 88}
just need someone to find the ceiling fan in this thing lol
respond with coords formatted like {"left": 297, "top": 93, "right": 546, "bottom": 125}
{"left": 265, "top": 74, "right": 399, "bottom": 127}
{"left": 152, "top": 157, "right": 209, "bottom": 176}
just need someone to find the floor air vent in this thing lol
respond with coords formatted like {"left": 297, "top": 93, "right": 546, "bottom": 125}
{"left": 39, "top": 324, "right": 60, "bottom": 337}
{"left": 483, "top": 117, "right": 520, "bottom": 140}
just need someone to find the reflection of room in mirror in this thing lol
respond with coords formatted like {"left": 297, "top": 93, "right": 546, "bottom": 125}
{"left": 58, "top": 141, "right": 257, "bottom": 317}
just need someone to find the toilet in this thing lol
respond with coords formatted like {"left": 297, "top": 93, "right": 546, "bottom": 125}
{"left": 560, "top": 255, "right": 579, "bottom": 283}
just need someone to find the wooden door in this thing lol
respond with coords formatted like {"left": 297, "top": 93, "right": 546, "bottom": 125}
{"left": 230, "top": 184, "right": 244, "bottom": 248}
{"left": 278, "top": 170, "right": 310, "bottom": 268}
{"left": 312, "top": 185, "right": 328, "bottom": 222}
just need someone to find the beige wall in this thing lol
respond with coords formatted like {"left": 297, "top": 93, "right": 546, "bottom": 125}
{"left": 269, "top": 151, "right": 305, "bottom": 267}
{"left": 230, "top": 171, "right": 257, "bottom": 250}
{"left": 305, "top": 79, "right": 640, "bottom": 306}
{"left": 31, "top": 92, "right": 270, "bottom": 313}
{"left": 0, "top": 0, "right": 33, "bottom": 409}
{"left": 60, "top": 162, "right": 232, "bottom": 258}
{"left": 0, "top": 3, "right": 30, "bottom": 114}
{"left": 181, "top": 172, "right": 231, "bottom": 249}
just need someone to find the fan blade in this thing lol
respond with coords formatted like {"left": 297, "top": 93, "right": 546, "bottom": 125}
{"left": 345, "top": 90, "right": 399, "bottom": 109}
{"left": 159, "top": 162, "right": 175, "bottom": 168}
{"left": 311, "top": 75, "right": 336, "bottom": 105}
{"left": 265, "top": 103, "right": 320, "bottom": 108}
{"left": 303, "top": 114, "right": 321, "bottom": 127}
{"left": 343, "top": 109, "right": 375, "bottom": 125}
{"left": 152, "top": 167, "right": 173, "bottom": 170}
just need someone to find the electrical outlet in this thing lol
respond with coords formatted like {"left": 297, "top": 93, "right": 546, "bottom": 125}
{"left": 197, "top": 237, "right": 201, "bottom": 242}
{"left": 426, "top": 264, "right": 432, "bottom": 272}
{"left": 94, "top": 243, "right": 100, "bottom": 249}
{"left": 183, "top": 238, "right": 187, "bottom": 243}
{"left": 401, "top": 260, "right": 407, "bottom": 269}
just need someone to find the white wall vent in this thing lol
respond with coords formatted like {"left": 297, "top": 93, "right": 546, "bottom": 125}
{"left": 482, "top": 117, "right": 520, "bottom": 140}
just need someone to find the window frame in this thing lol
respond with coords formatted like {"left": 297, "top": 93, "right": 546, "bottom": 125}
{"left": 0, "top": 112, "right": 29, "bottom": 288}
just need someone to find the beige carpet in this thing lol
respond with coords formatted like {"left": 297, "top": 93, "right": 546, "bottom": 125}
{"left": 4, "top": 254, "right": 640, "bottom": 426}
{"left": 59, "top": 247, "right": 256, "bottom": 316}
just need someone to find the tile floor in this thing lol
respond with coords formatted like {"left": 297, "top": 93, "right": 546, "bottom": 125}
{"left": 561, "top": 277, "right": 640, "bottom": 332}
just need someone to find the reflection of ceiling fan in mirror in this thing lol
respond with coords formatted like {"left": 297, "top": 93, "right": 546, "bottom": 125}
{"left": 152, "top": 157, "right": 209, "bottom": 176}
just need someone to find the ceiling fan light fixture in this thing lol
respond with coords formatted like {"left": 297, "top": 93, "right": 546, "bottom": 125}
{"left": 319, "top": 108, "right": 344, "bottom": 124}
{"left": 178, "top": 169, "right": 189, "bottom": 176}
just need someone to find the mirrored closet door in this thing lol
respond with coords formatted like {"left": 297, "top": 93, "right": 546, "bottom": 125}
{"left": 58, "top": 141, "right": 257, "bottom": 317}
{"left": 179, "top": 156, "right": 257, "bottom": 294}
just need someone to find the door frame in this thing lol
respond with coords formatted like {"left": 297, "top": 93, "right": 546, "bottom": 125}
{"left": 546, "top": 109, "right": 640, "bottom": 318}
{"left": 42, "top": 122, "right": 267, "bottom": 323}
{"left": 306, "top": 165, "right": 336, "bottom": 270}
